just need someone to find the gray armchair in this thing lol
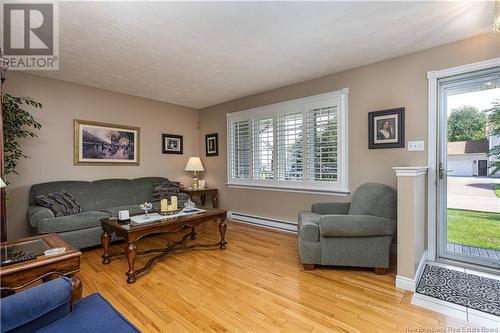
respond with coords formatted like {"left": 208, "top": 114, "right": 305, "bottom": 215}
{"left": 297, "top": 183, "right": 396, "bottom": 274}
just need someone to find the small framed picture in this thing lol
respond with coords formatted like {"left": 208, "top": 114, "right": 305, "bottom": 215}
{"left": 205, "top": 133, "right": 218, "bottom": 157}
{"left": 368, "top": 107, "right": 405, "bottom": 149}
{"left": 162, "top": 134, "right": 183, "bottom": 154}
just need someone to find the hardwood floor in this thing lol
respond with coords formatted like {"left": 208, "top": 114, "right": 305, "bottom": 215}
{"left": 78, "top": 221, "right": 474, "bottom": 332}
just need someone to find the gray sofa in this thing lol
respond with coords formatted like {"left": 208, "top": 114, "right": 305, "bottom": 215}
{"left": 297, "top": 183, "right": 396, "bottom": 274}
{"left": 28, "top": 177, "right": 189, "bottom": 249}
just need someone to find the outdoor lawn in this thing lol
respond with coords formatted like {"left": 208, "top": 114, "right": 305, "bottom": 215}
{"left": 448, "top": 209, "right": 500, "bottom": 250}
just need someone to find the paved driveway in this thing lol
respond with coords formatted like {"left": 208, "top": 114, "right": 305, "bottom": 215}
{"left": 447, "top": 176, "right": 500, "bottom": 213}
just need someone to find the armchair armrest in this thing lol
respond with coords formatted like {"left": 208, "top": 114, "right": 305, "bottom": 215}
{"left": 311, "top": 202, "right": 350, "bottom": 215}
{"left": 27, "top": 205, "right": 55, "bottom": 229}
{"left": 298, "top": 213, "right": 320, "bottom": 242}
{"left": 0, "top": 277, "right": 74, "bottom": 333}
{"left": 319, "top": 215, "right": 396, "bottom": 237}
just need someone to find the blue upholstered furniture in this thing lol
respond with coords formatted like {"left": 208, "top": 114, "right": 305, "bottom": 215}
{"left": 297, "top": 183, "right": 397, "bottom": 273}
{"left": 28, "top": 177, "right": 189, "bottom": 249}
{"left": 0, "top": 277, "right": 139, "bottom": 333}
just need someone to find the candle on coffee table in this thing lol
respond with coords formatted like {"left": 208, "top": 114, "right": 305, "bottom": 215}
{"left": 171, "top": 196, "right": 178, "bottom": 210}
{"left": 160, "top": 199, "right": 168, "bottom": 213}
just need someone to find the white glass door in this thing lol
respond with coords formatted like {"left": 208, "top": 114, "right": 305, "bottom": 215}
{"left": 437, "top": 67, "right": 500, "bottom": 269}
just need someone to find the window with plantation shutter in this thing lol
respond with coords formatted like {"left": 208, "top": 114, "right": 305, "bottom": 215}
{"left": 230, "top": 120, "right": 251, "bottom": 179}
{"left": 227, "top": 88, "right": 348, "bottom": 195}
{"left": 277, "top": 112, "right": 303, "bottom": 181}
{"left": 306, "top": 105, "right": 338, "bottom": 182}
{"left": 253, "top": 118, "right": 274, "bottom": 180}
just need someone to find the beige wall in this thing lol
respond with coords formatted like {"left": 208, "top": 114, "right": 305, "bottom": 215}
{"left": 3, "top": 33, "right": 499, "bottom": 240}
{"left": 199, "top": 33, "right": 500, "bottom": 223}
{"left": 4, "top": 72, "right": 200, "bottom": 240}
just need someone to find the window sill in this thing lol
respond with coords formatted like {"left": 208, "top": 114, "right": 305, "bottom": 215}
{"left": 226, "top": 183, "right": 350, "bottom": 196}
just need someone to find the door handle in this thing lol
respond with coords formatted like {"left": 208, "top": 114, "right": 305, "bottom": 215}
{"left": 439, "top": 163, "right": 453, "bottom": 179}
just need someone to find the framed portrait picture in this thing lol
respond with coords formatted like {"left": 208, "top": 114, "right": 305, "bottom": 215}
{"left": 74, "top": 119, "right": 140, "bottom": 165}
{"left": 162, "top": 134, "right": 183, "bottom": 154}
{"left": 368, "top": 107, "right": 405, "bottom": 149}
{"left": 205, "top": 133, "right": 218, "bottom": 157}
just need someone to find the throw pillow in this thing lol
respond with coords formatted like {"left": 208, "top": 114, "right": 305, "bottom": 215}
{"left": 34, "top": 191, "right": 82, "bottom": 217}
{"left": 152, "top": 182, "right": 180, "bottom": 201}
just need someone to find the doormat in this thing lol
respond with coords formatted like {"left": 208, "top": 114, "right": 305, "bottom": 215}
{"left": 416, "top": 265, "right": 500, "bottom": 316}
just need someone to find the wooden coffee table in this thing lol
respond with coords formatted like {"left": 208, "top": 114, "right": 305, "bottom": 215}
{"left": 100, "top": 207, "right": 227, "bottom": 283}
{"left": 0, "top": 234, "right": 82, "bottom": 297}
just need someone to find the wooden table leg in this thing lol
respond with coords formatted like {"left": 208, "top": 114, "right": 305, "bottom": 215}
{"left": 126, "top": 242, "right": 137, "bottom": 283}
{"left": 218, "top": 218, "right": 227, "bottom": 250}
{"left": 70, "top": 276, "right": 82, "bottom": 303}
{"left": 200, "top": 193, "right": 206, "bottom": 206}
{"left": 212, "top": 193, "right": 219, "bottom": 208}
{"left": 101, "top": 231, "right": 111, "bottom": 264}
{"left": 190, "top": 227, "right": 197, "bottom": 240}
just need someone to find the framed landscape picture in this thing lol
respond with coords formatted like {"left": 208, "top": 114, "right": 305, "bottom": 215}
{"left": 162, "top": 134, "right": 183, "bottom": 154}
{"left": 74, "top": 120, "right": 140, "bottom": 165}
{"left": 368, "top": 107, "right": 405, "bottom": 149}
{"left": 205, "top": 133, "right": 218, "bottom": 157}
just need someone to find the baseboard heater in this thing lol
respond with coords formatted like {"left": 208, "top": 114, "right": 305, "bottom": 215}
{"left": 228, "top": 211, "right": 297, "bottom": 233}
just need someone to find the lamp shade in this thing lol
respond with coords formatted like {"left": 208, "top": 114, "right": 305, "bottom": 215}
{"left": 0, "top": 178, "right": 5, "bottom": 189}
{"left": 185, "top": 157, "right": 204, "bottom": 172}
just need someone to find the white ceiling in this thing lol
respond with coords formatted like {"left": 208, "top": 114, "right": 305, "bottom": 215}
{"left": 33, "top": 1, "right": 494, "bottom": 109}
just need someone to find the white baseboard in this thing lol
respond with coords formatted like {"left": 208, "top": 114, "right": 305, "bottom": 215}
{"left": 395, "top": 275, "right": 415, "bottom": 291}
{"left": 415, "top": 250, "right": 428, "bottom": 287}
{"left": 228, "top": 211, "right": 297, "bottom": 233}
{"left": 396, "top": 250, "right": 428, "bottom": 292}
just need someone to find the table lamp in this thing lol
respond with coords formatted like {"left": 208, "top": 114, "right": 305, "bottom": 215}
{"left": 185, "top": 157, "right": 204, "bottom": 189}
{"left": 0, "top": 178, "right": 5, "bottom": 188}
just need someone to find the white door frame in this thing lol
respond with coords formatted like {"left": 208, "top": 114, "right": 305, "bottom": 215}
{"left": 426, "top": 57, "right": 500, "bottom": 262}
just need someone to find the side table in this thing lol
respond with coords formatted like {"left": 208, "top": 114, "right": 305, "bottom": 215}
{"left": 181, "top": 188, "right": 219, "bottom": 208}
{"left": 0, "top": 233, "right": 82, "bottom": 297}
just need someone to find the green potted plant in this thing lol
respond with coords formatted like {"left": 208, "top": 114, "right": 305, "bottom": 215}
{"left": 2, "top": 94, "right": 42, "bottom": 178}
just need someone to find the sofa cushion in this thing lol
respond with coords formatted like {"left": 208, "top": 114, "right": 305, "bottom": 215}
{"left": 36, "top": 211, "right": 110, "bottom": 234}
{"left": 57, "top": 226, "right": 118, "bottom": 250}
{"left": 34, "top": 191, "right": 82, "bottom": 217}
{"left": 319, "top": 215, "right": 396, "bottom": 237}
{"left": 103, "top": 205, "right": 142, "bottom": 217}
{"left": 132, "top": 177, "right": 170, "bottom": 203}
{"left": 151, "top": 181, "right": 180, "bottom": 202}
{"left": 36, "top": 293, "right": 139, "bottom": 333}
{"left": 93, "top": 179, "right": 136, "bottom": 210}
{"left": 30, "top": 181, "right": 96, "bottom": 212}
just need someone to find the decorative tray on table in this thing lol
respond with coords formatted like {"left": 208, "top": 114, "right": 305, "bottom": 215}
{"left": 160, "top": 209, "right": 181, "bottom": 216}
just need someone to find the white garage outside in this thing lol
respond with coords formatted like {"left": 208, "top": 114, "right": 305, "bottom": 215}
{"left": 447, "top": 153, "right": 487, "bottom": 176}
{"left": 447, "top": 139, "right": 491, "bottom": 177}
